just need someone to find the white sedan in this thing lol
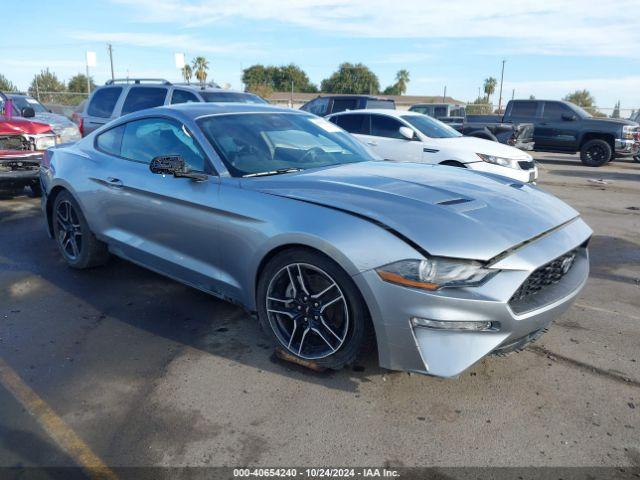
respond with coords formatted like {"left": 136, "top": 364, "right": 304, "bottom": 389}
{"left": 327, "top": 109, "right": 538, "bottom": 183}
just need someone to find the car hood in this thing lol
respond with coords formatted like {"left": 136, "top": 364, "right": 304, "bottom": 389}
{"left": 32, "top": 112, "right": 76, "bottom": 131}
{"left": 243, "top": 161, "right": 578, "bottom": 261}
{"left": 0, "top": 116, "right": 53, "bottom": 135}
{"left": 428, "top": 136, "right": 531, "bottom": 159}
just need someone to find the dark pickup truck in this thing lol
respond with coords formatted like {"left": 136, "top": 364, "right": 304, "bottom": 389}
{"left": 438, "top": 114, "right": 534, "bottom": 151}
{"left": 503, "top": 99, "right": 639, "bottom": 166}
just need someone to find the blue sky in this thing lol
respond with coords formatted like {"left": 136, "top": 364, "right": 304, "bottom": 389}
{"left": 3, "top": 0, "right": 640, "bottom": 112}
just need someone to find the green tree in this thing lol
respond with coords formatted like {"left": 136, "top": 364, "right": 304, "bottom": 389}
{"left": 611, "top": 100, "right": 620, "bottom": 119}
{"left": 191, "top": 57, "right": 210, "bottom": 87}
{"left": 321, "top": 63, "right": 380, "bottom": 94}
{"left": 563, "top": 89, "right": 604, "bottom": 116}
{"left": 181, "top": 64, "right": 193, "bottom": 84}
{"left": 383, "top": 69, "right": 410, "bottom": 95}
{"left": 0, "top": 73, "right": 18, "bottom": 92}
{"left": 467, "top": 96, "right": 491, "bottom": 114}
{"left": 67, "top": 73, "right": 96, "bottom": 93}
{"left": 242, "top": 64, "right": 317, "bottom": 92}
{"left": 483, "top": 77, "right": 497, "bottom": 103}
{"left": 28, "top": 68, "right": 67, "bottom": 104}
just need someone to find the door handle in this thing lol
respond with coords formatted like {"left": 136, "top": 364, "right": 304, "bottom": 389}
{"left": 106, "top": 177, "right": 123, "bottom": 188}
{"left": 366, "top": 141, "right": 377, "bottom": 146}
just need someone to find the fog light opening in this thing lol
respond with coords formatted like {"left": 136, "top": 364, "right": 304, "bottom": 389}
{"left": 411, "top": 317, "right": 500, "bottom": 332}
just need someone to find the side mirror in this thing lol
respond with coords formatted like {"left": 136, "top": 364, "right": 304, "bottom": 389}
{"left": 561, "top": 113, "right": 576, "bottom": 121}
{"left": 21, "top": 107, "right": 36, "bottom": 118}
{"left": 149, "top": 155, "right": 208, "bottom": 181}
{"left": 399, "top": 126, "right": 415, "bottom": 140}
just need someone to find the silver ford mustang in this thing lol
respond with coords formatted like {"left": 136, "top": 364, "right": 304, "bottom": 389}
{"left": 40, "top": 103, "right": 592, "bottom": 377}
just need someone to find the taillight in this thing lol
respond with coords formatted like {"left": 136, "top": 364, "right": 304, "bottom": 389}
{"left": 42, "top": 149, "right": 53, "bottom": 169}
{"left": 72, "top": 112, "right": 84, "bottom": 137}
{"left": 78, "top": 117, "right": 84, "bottom": 137}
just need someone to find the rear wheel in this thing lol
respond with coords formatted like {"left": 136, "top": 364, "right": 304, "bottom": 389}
{"left": 580, "top": 139, "right": 612, "bottom": 167}
{"left": 257, "top": 248, "right": 370, "bottom": 370}
{"left": 52, "top": 191, "right": 109, "bottom": 269}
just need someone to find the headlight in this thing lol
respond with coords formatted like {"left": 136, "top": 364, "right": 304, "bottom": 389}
{"left": 476, "top": 153, "right": 521, "bottom": 169}
{"left": 376, "top": 258, "right": 497, "bottom": 290}
{"left": 622, "top": 125, "right": 637, "bottom": 140}
{"left": 34, "top": 135, "right": 56, "bottom": 150}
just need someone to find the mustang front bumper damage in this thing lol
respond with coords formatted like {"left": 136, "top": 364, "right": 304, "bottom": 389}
{"left": 353, "top": 217, "right": 592, "bottom": 378}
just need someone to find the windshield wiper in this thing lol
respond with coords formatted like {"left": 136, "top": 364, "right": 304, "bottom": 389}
{"left": 243, "top": 168, "right": 303, "bottom": 178}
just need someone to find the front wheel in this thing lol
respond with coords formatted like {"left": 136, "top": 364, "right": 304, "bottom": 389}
{"left": 580, "top": 139, "right": 612, "bottom": 167}
{"left": 52, "top": 191, "right": 110, "bottom": 269}
{"left": 257, "top": 248, "right": 370, "bottom": 370}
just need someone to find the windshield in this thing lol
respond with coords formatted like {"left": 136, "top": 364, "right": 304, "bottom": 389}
{"left": 401, "top": 115, "right": 462, "bottom": 138}
{"left": 9, "top": 96, "right": 49, "bottom": 114}
{"left": 200, "top": 91, "right": 267, "bottom": 104}
{"left": 198, "top": 113, "right": 374, "bottom": 177}
{"left": 566, "top": 102, "right": 593, "bottom": 118}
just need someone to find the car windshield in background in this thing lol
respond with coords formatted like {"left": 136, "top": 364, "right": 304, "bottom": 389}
{"left": 10, "top": 96, "right": 49, "bottom": 114}
{"left": 200, "top": 92, "right": 267, "bottom": 104}
{"left": 402, "top": 115, "right": 462, "bottom": 138}
{"left": 366, "top": 100, "right": 395, "bottom": 109}
{"left": 198, "top": 113, "right": 373, "bottom": 177}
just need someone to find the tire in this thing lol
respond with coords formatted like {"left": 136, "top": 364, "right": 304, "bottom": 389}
{"left": 580, "top": 139, "right": 612, "bottom": 167}
{"left": 29, "top": 183, "right": 42, "bottom": 197}
{"left": 633, "top": 155, "right": 640, "bottom": 163}
{"left": 52, "top": 190, "right": 109, "bottom": 269}
{"left": 257, "top": 248, "right": 370, "bottom": 370}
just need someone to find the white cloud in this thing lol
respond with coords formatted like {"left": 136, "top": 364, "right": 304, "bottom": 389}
{"left": 111, "top": 0, "right": 640, "bottom": 58}
{"left": 69, "top": 31, "right": 264, "bottom": 56}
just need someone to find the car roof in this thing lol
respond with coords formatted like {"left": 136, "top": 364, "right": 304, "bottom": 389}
{"left": 154, "top": 102, "right": 307, "bottom": 119}
{"left": 328, "top": 109, "right": 420, "bottom": 117}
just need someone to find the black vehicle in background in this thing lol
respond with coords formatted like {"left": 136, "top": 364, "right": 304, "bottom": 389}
{"left": 503, "top": 100, "right": 639, "bottom": 166}
{"left": 438, "top": 114, "right": 534, "bottom": 151}
{"left": 300, "top": 95, "right": 395, "bottom": 117}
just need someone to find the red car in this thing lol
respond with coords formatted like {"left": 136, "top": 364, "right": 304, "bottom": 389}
{"left": 0, "top": 108, "right": 57, "bottom": 197}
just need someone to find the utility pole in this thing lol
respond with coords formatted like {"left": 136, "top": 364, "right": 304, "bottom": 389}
{"left": 107, "top": 43, "right": 115, "bottom": 80}
{"left": 498, "top": 59, "right": 506, "bottom": 112}
{"left": 511, "top": 88, "right": 515, "bottom": 100}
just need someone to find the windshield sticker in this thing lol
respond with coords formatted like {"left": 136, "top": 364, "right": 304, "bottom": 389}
{"left": 309, "top": 118, "right": 342, "bottom": 133}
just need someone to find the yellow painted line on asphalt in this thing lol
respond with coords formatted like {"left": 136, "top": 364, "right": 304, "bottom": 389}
{"left": 0, "top": 357, "right": 118, "bottom": 480}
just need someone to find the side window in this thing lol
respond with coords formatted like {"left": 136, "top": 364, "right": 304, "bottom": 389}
{"left": 510, "top": 101, "right": 538, "bottom": 118}
{"left": 120, "top": 118, "right": 207, "bottom": 171}
{"left": 370, "top": 115, "right": 404, "bottom": 139}
{"left": 121, "top": 87, "right": 168, "bottom": 115}
{"left": 331, "top": 98, "right": 358, "bottom": 114}
{"left": 543, "top": 102, "right": 570, "bottom": 121}
{"left": 171, "top": 89, "right": 200, "bottom": 104}
{"left": 87, "top": 87, "right": 122, "bottom": 118}
{"left": 303, "top": 98, "right": 329, "bottom": 116}
{"left": 334, "top": 114, "right": 369, "bottom": 135}
{"left": 95, "top": 124, "right": 125, "bottom": 156}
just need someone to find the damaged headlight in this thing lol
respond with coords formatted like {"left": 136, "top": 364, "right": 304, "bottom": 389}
{"left": 476, "top": 153, "right": 521, "bottom": 169}
{"left": 376, "top": 258, "right": 497, "bottom": 290}
{"left": 34, "top": 135, "right": 56, "bottom": 151}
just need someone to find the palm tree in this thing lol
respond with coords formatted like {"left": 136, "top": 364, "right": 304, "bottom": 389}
{"left": 395, "top": 69, "right": 410, "bottom": 95}
{"left": 483, "top": 77, "right": 497, "bottom": 103}
{"left": 181, "top": 64, "right": 193, "bottom": 84}
{"left": 192, "top": 57, "right": 210, "bottom": 87}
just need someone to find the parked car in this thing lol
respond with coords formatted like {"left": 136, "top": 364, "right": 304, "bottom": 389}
{"left": 40, "top": 103, "right": 591, "bottom": 377}
{"left": 0, "top": 92, "right": 81, "bottom": 144}
{"left": 409, "top": 102, "right": 465, "bottom": 118}
{"left": 300, "top": 95, "right": 395, "bottom": 117}
{"left": 503, "top": 99, "right": 639, "bottom": 166}
{"left": 438, "top": 114, "right": 535, "bottom": 151}
{"left": 0, "top": 113, "right": 56, "bottom": 197}
{"left": 327, "top": 109, "right": 538, "bottom": 183}
{"left": 77, "top": 79, "right": 267, "bottom": 135}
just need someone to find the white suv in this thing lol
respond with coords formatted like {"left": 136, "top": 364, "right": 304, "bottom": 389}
{"left": 327, "top": 109, "right": 538, "bottom": 183}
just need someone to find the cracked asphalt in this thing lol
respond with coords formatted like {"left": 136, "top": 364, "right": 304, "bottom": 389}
{"left": 0, "top": 152, "right": 638, "bottom": 470}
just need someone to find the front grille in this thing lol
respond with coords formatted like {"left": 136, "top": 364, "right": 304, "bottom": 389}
{"left": 518, "top": 160, "right": 535, "bottom": 170}
{"left": 509, "top": 249, "right": 578, "bottom": 309}
{"left": 0, "top": 135, "right": 30, "bottom": 151}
